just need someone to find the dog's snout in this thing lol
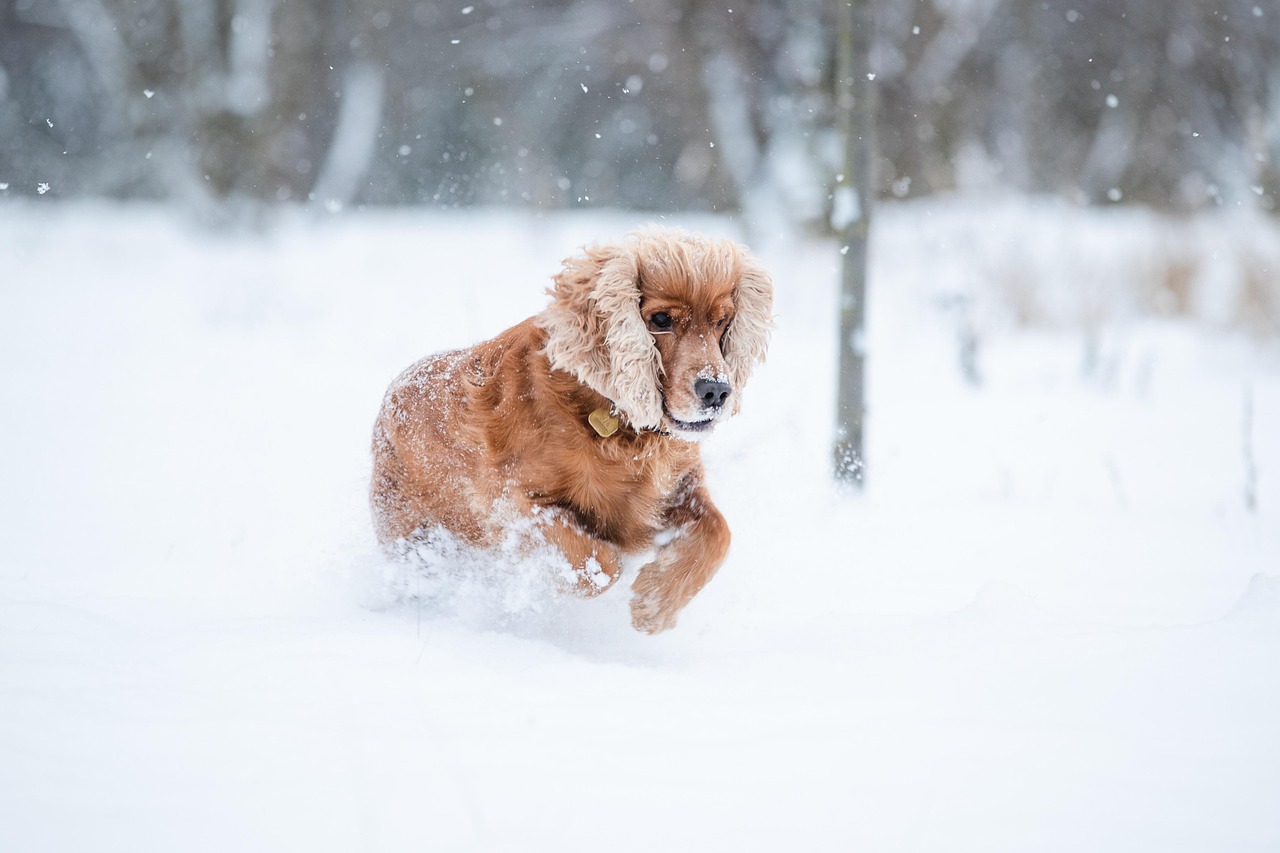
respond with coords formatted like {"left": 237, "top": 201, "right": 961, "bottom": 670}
{"left": 694, "top": 377, "right": 732, "bottom": 409}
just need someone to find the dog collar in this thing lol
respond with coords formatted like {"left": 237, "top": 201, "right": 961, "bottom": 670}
{"left": 587, "top": 406, "right": 670, "bottom": 439}
{"left": 588, "top": 407, "right": 620, "bottom": 438}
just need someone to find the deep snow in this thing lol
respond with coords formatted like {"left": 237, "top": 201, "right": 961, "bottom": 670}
{"left": 1, "top": 199, "right": 1278, "bottom": 852}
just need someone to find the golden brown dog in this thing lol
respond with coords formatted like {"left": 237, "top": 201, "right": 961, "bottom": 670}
{"left": 370, "top": 227, "right": 773, "bottom": 633}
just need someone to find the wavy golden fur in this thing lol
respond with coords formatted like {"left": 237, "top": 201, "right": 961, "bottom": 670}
{"left": 370, "top": 227, "right": 773, "bottom": 633}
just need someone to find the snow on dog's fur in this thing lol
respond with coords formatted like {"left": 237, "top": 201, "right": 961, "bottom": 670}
{"left": 370, "top": 227, "right": 772, "bottom": 633}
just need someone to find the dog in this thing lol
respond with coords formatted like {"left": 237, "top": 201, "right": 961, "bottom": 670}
{"left": 370, "top": 227, "right": 773, "bottom": 633}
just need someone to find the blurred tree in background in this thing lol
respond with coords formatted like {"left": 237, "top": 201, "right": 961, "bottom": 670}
{"left": 1, "top": 0, "right": 1276, "bottom": 220}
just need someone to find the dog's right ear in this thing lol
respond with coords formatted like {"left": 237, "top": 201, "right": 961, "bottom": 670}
{"left": 539, "top": 242, "right": 664, "bottom": 430}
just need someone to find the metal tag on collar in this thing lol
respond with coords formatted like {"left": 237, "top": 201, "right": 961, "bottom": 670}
{"left": 588, "top": 407, "right": 620, "bottom": 438}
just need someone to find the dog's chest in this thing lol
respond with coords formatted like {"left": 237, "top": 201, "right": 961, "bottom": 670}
{"left": 554, "top": 438, "right": 692, "bottom": 548}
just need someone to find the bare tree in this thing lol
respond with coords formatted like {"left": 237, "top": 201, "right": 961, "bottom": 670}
{"left": 833, "top": 0, "right": 875, "bottom": 487}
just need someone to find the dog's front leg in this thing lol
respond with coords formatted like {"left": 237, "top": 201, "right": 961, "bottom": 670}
{"left": 526, "top": 505, "right": 622, "bottom": 597}
{"left": 630, "top": 482, "right": 730, "bottom": 634}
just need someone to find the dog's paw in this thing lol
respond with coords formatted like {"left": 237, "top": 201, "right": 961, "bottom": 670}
{"left": 629, "top": 571, "right": 679, "bottom": 634}
{"left": 567, "top": 554, "right": 619, "bottom": 596}
{"left": 541, "top": 524, "right": 620, "bottom": 598}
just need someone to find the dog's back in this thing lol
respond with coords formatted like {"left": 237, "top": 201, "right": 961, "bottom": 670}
{"left": 370, "top": 343, "right": 491, "bottom": 545}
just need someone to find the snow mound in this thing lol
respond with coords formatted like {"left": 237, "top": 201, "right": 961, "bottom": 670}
{"left": 1226, "top": 573, "right": 1280, "bottom": 628}
{"left": 950, "top": 580, "right": 1067, "bottom": 625}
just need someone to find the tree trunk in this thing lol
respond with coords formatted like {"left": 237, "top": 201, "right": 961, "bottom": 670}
{"left": 833, "top": 0, "right": 875, "bottom": 487}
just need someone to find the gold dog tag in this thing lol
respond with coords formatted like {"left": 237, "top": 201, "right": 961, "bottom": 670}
{"left": 588, "top": 407, "right": 620, "bottom": 438}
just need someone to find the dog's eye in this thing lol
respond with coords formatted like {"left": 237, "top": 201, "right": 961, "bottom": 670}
{"left": 716, "top": 317, "right": 730, "bottom": 330}
{"left": 649, "top": 312, "right": 673, "bottom": 331}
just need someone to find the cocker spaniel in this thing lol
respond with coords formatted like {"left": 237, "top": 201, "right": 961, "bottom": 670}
{"left": 370, "top": 227, "right": 773, "bottom": 633}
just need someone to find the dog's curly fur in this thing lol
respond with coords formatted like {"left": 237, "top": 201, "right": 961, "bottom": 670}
{"left": 370, "top": 227, "right": 773, "bottom": 633}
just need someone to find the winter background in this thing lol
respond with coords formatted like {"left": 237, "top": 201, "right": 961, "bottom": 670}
{"left": 2, "top": 1, "right": 1279, "bottom": 851}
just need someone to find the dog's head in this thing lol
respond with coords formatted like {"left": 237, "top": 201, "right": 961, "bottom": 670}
{"left": 539, "top": 227, "right": 773, "bottom": 439}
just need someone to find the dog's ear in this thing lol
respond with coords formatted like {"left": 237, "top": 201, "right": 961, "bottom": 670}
{"left": 722, "top": 247, "right": 774, "bottom": 411}
{"left": 540, "top": 241, "right": 664, "bottom": 430}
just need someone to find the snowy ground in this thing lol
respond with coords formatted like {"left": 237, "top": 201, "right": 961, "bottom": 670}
{"left": 2, "top": 198, "right": 1278, "bottom": 852}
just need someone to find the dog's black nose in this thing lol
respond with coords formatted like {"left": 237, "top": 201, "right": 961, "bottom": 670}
{"left": 694, "top": 378, "right": 732, "bottom": 409}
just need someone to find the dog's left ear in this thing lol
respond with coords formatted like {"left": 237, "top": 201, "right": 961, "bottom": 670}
{"left": 722, "top": 248, "right": 774, "bottom": 411}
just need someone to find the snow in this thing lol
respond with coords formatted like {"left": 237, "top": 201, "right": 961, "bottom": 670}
{"left": 1, "top": 199, "right": 1278, "bottom": 851}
